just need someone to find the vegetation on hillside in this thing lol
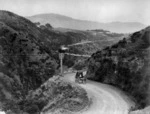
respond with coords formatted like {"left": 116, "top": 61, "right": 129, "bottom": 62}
{"left": 0, "top": 10, "right": 124, "bottom": 113}
{"left": 1, "top": 77, "right": 89, "bottom": 114}
{"left": 38, "top": 23, "right": 124, "bottom": 68}
{"left": 0, "top": 10, "right": 60, "bottom": 113}
{"left": 87, "top": 26, "right": 150, "bottom": 109}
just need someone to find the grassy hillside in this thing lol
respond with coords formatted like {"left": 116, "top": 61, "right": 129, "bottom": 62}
{"left": 86, "top": 26, "right": 150, "bottom": 109}
{"left": 36, "top": 22, "right": 125, "bottom": 69}
{"left": 0, "top": 10, "right": 123, "bottom": 113}
{"left": 2, "top": 76, "right": 89, "bottom": 114}
{"left": 0, "top": 10, "right": 59, "bottom": 109}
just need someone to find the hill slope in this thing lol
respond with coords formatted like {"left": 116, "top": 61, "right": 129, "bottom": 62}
{"left": 0, "top": 10, "right": 92, "bottom": 114}
{"left": 0, "top": 10, "right": 59, "bottom": 111}
{"left": 0, "top": 10, "right": 124, "bottom": 113}
{"left": 86, "top": 26, "right": 150, "bottom": 109}
{"left": 27, "top": 13, "right": 146, "bottom": 33}
{"left": 33, "top": 23, "right": 125, "bottom": 69}
{"left": 0, "top": 10, "right": 125, "bottom": 98}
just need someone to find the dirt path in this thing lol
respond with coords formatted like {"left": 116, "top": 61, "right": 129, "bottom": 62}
{"left": 0, "top": 111, "right": 5, "bottom": 114}
{"left": 63, "top": 72, "right": 135, "bottom": 114}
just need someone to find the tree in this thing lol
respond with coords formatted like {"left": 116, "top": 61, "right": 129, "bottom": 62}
{"left": 73, "top": 60, "right": 86, "bottom": 70}
{"left": 45, "top": 23, "right": 53, "bottom": 29}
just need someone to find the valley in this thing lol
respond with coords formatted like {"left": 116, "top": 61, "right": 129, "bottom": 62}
{"left": 0, "top": 10, "right": 149, "bottom": 114}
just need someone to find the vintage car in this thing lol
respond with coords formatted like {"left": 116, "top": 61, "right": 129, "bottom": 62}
{"left": 75, "top": 71, "right": 86, "bottom": 84}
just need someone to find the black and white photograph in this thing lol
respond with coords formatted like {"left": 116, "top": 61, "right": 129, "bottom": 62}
{"left": 0, "top": 0, "right": 149, "bottom": 114}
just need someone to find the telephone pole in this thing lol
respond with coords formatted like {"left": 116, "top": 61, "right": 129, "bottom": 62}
{"left": 58, "top": 45, "right": 68, "bottom": 76}
{"left": 59, "top": 53, "right": 64, "bottom": 76}
{"left": 58, "top": 45, "right": 90, "bottom": 76}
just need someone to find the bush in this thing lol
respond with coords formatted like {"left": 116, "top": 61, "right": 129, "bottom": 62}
{"left": 24, "top": 104, "right": 39, "bottom": 114}
{"left": 87, "top": 27, "right": 150, "bottom": 109}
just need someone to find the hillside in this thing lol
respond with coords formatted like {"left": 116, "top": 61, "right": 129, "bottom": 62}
{"left": 0, "top": 10, "right": 124, "bottom": 113}
{"left": 27, "top": 13, "right": 146, "bottom": 33}
{"left": 0, "top": 10, "right": 149, "bottom": 114}
{"left": 34, "top": 22, "right": 125, "bottom": 69}
{"left": 0, "top": 10, "right": 60, "bottom": 111}
{"left": 86, "top": 26, "right": 150, "bottom": 110}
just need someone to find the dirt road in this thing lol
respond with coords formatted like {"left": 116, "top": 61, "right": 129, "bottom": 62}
{"left": 63, "top": 72, "right": 135, "bottom": 114}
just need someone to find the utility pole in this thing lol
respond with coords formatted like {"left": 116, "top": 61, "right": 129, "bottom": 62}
{"left": 59, "top": 53, "right": 64, "bottom": 76}
{"left": 58, "top": 45, "right": 90, "bottom": 76}
{"left": 58, "top": 45, "right": 68, "bottom": 76}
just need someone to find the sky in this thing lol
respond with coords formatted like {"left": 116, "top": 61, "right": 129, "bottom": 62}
{"left": 0, "top": 0, "right": 150, "bottom": 25}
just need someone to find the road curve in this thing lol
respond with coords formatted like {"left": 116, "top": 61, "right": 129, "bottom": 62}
{"left": 63, "top": 72, "right": 135, "bottom": 114}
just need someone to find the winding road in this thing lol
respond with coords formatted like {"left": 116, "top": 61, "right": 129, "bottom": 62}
{"left": 63, "top": 72, "right": 135, "bottom": 114}
{"left": 0, "top": 72, "right": 135, "bottom": 114}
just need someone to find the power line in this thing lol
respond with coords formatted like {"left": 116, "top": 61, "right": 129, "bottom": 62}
{"left": 65, "top": 53, "right": 90, "bottom": 57}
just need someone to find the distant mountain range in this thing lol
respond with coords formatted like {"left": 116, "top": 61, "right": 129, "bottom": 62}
{"left": 27, "top": 13, "right": 146, "bottom": 33}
